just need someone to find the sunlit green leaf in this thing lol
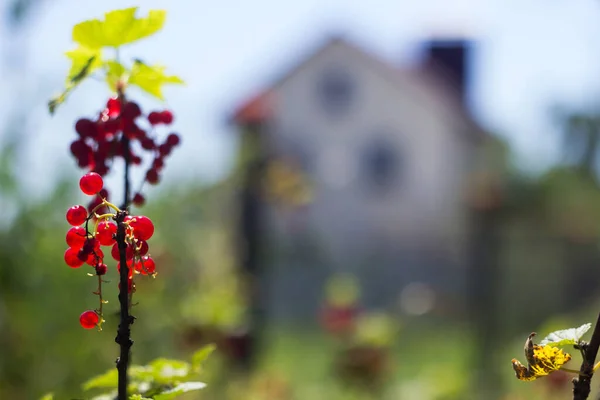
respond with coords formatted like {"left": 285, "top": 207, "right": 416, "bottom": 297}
{"left": 64, "top": 46, "right": 102, "bottom": 84}
{"left": 105, "top": 60, "right": 129, "bottom": 91}
{"left": 39, "top": 393, "right": 53, "bottom": 400}
{"left": 153, "top": 382, "right": 207, "bottom": 400}
{"left": 82, "top": 368, "right": 118, "bottom": 391}
{"left": 192, "top": 344, "right": 216, "bottom": 372}
{"left": 129, "top": 395, "right": 152, "bottom": 400}
{"left": 129, "top": 60, "right": 184, "bottom": 100}
{"left": 90, "top": 394, "right": 117, "bottom": 400}
{"left": 539, "top": 323, "right": 592, "bottom": 346}
{"left": 72, "top": 8, "right": 166, "bottom": 49}
{"left": 148, "top": 358, "right": 191, "bottom": 383}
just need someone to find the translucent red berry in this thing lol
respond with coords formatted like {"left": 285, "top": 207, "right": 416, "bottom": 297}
{"left": 65, "top": 247, "right": 84, "bottom": 268}
{"left": 96, "top": 221, "right": 117, "bottom": 246}
{"left": 66, "top": 226, "right": 87, "bottom": 249}
{"left": 166, "top": 133, "right": 181, "bottom": 147}
{"left": 135, "top": 255, "right": 156, "bottom": 275}
{"left": 148, "top": 111, "right": 162, "bottom": 125}
{"left": 79, "top": 310, "right": 99, "bottom": 329}
{"left": 95, "top": 263, "right": 108, "bottom": 275}
{"left": 111, "top": 243, "right": 134, "bottom": 261}
{"left": 136, "top": 240, "right": 149, "bottom": 256}
{"left": 117, "top": 260, "right": 134, "bottom": 278}
{"left": 160, "top": 110, "right": 174, "bottom": 124}
{"left": 132, "top": 193, "right": 145, "bottom": 206}
{"left": 106, "top": 97, "right": 121, "bottom": 118}
{"left": 80, "top": 172, "right": 104, "bottom": 195}
{"left": 129, "top": 216, "right": 154, "bottom": 241}
{"left": 66, "top": 205, "right": 88, "bottom": 226}
{"left": 152, "top": 158, "right": 164, "bottom": 170}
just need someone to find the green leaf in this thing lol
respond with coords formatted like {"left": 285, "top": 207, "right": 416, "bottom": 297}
{"left": 129, "top": 395, "right": 152, "bottom": 400}
{"left": 148, "top": 358, "right": 191, "bottom": 384}
{"left": 192, "top": 344, "right": 216, "bottom": 372}
{"left": 72, "top": 8, "right": 166, "bottom": 49}
{"left": 64, "top": 46, "right": 102, "bottom": 84}
{"left": 82, "top": 368, "right": 118, "bottom": 391}
{"left": 539, "top": 323, "right": 592, "bottom": 346}
{"left": 129, "top": 60, "right": 184, "bottom": 100}
{"left": 90, "top": 394, "right": 117, "bottom": 400}
{"left": 153, "top": 382, "right": 207, "bottom": 400}
{"left": 105, "top": 60, "right": 128, "bottom": 91}
{"left": 39, "top": 393, "right": 53, "bottom": 400}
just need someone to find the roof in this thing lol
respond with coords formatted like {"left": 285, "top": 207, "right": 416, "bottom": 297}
{"left": 229, "top": 36, "right": 486, "bottom": 142}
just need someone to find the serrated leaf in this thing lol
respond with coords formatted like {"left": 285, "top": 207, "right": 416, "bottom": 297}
{"left": 64, "top": 46, "right": 102, "bottom": 84}
{"left": 72, "top": 8, "right": 166, "bottom": 49}
{"left": 539, "top": 323, "right": 592, "bottom": 346}
{"left": 82, "top": 368, "right": 118, "bottom": 391}
{"left": 192, "top": 344, "right": 216, "bottom": 372}
{"left": 153, "top": 382, "right": 207, "bottom": 400}
{"left": 105, "top": 60, "right": 129, "bottom": 91}
{"left": 129, "top": 60, "right": 184, "bottom": 100}
{"left": 39, "top": 393, "right": 53, "bottom": 400}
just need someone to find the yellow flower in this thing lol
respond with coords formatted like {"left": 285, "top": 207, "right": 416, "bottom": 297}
{"left": 511, "top": 332, "right": 572, "bottom": 381}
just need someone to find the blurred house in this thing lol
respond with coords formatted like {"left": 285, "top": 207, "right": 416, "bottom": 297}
{"left": 229, "top": 36, "right": 493, "bottom": 321}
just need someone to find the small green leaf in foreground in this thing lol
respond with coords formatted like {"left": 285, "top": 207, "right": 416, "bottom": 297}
{"left": 153, "top": 382, "right": 207, "bottom": 400}
{"left": 129, "top": 60, "right": 184, "bottom": 100}
{"left": 82, "top": 368, "right": 118, "bottom": 391}
{"left": 73, "top": 7, "right": 166, "bottom": 49}
{"left": 539, "top": 323, "right": 592, "bottom": 346}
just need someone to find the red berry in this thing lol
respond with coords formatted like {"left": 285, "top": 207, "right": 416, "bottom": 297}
{"left": 166, "top": 133, "right": 181, "bottom": 147}
{"left": 96, "top": 221, "right": 117, "bottom": 246}
{"left": 75, "top": 118, "right": 97, "bottom": 138}
{"left": 98, "top": 188, "right": 109, "bottom": 199}
{"left": 66, "top": 226, "right": 87, "bottom": 249}
{"left": 136, "top": 240, "right": 149, "bottom": 256}
{"left": 65, "top": 247, "right": 84, "bottom": 268}
{"left": 146, "top": 169, "right": 160, "bottom": 185}
{"left": 135, "top": 255, "right": 156, "bottom": 275}
{"left": 140, "top": 138, "right": 155, "bottom": 150}
{"left": 160, "top": 110, "right": 174, "bottom": 124}
{"left": 79, "top": 172, "right": 104, "bottom": 195}
{"left": 117, "top": 260, "right": 134, "bottom": 278}
{"left": 122, "top": 101, "right": 142, "bottom": 120}
{"left": 79, "top": 310, "right": 99, "bottom": 329}
{"left": 106, "top": 97, "right": 121, "bottom": 118}
{"left": 148, "top": 111, "right": 162, "bottom": 125}
{"left": 152, "top": 158, "right": 164, "bottom": 170}
{"left": 158, "top": 143, "right": 172, "bottom": 157}
{"left": 129, "top": 216, "right": 154, "bottom": 241}
{"left": 95, "top": 263, "right": 108, "bottom": 275}
{"left": 132, "top": 193, "right": 145, "bottom": 206}
{"left": 66, "top": 205, "right": 88, "bottom": 226}
{"left": 111, "top": 243, "right": 134, "bottom": 261}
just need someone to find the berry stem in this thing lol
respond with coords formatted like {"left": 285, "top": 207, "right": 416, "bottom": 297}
{"left": 115, "top": 210, "right": 133, "bottom": 400}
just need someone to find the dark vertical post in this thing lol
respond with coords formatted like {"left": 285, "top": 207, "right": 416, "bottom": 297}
{"left": 235, "top": 124, "right": 267, "bottom": 371}
{"left": 466, "top": 184, "right": 504, "bottom": 399}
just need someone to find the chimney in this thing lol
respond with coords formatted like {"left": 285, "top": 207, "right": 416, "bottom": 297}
{"left": 421, "top": 38, "right": 473, "bottom": 105}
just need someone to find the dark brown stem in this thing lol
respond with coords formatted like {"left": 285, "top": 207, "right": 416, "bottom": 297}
{"left": 115, "top": 210, "right": 133, "bottom": 400}
{"left": 115, "top": 87, "right": 133, "bottom": 400}
{"left": 573, "top": 312, "right": 600, "bottom": 399}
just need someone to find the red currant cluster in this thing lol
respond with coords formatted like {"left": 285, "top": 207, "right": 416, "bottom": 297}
{"left": 65, "top": 172, "right": 157, "bottom": 329}
{"left": 69, "top": 97, "right": 181, "bottom": 208}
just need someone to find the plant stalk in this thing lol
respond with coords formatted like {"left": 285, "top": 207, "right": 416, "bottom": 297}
{"left": 573, "top": 312, "right": 600, "bottom": 399}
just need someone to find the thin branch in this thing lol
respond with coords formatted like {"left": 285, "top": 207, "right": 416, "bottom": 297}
{"left": 573, "top": 312, "right": 600, "bottom": 399}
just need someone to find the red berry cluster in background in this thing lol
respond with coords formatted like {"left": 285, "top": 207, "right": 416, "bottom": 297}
{"left": 65, "top": 172, "right": 158, "bottom": 329}
{"left": 70, "top": 97, "right": 181, "bottom": 209}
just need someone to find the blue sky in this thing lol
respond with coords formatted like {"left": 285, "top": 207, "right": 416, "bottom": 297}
{"left": 2, "top": 0, "right": 600, "bottom": 200}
